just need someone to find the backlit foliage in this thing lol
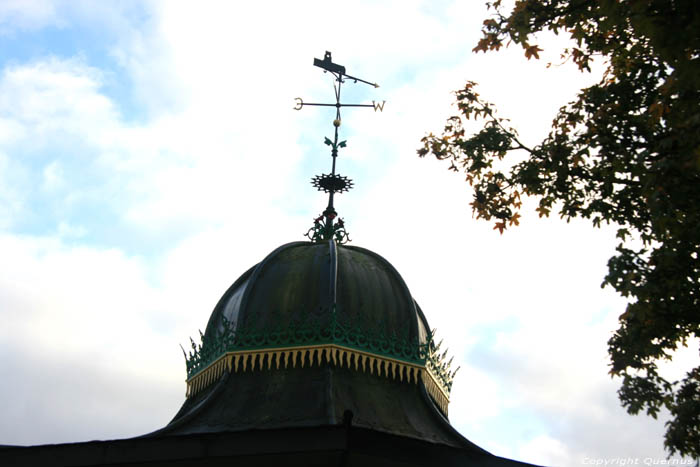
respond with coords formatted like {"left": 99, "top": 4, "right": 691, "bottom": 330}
{"left": 419, "top": 0, "right": 700, "bottom": 457}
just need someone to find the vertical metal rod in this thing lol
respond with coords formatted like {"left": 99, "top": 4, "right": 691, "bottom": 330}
{"left": 324, "top": 72, "right": 343, "bottom": 232}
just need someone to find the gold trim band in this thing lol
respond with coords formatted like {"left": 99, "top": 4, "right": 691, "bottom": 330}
{"left": 185, "top": 344, "right": 450, "bottom": 415}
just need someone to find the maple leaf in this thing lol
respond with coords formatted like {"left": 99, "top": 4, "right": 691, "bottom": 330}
{"left": 524, "top": 44, "right": 542, "bottom": 60}
{"left": 472, "top": 38, "right": 489, "bottom": 54}
{"left": 483, "top": 18, "right": 498, "bottom": 29}
{"left": 509, "top": 212, "right": 521, "bottom": 226}
{"left": 493, "top": 221, "right": 506, "bottom": 234}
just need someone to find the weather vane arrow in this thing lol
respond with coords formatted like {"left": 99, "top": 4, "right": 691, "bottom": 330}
{"left": 298, "top": 51, "right": 385, "bottom": 244}
{"left": 294, "top": 51, "right": 386, "bottom": 113}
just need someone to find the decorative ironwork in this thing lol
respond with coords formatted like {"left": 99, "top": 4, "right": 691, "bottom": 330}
{"left": 183, "top": 307, "right": 458, "bottom": 413}
{"left": 311, "top": 174, "right": 354, "bottom": 194}
{"left": 296, "top": 51, "right": 384, "bottom": 243}
{"left": 305, "top": 214, "right": 351, "bottom": 244}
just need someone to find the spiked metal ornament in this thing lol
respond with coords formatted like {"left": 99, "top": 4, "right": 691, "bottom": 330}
{"left": 311, "top": 174, "right": 354, "bottom": 194}
{"left": 296, "top": 51, "right": 384, "bottom": 244}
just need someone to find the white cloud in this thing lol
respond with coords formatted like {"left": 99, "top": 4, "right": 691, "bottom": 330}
{"left": 0, "top": 0, "right": 61, "bottom": 34}
{"left": 518, "top": 435, "right": 570, "bottom": 467}
{"left": 0, "top": 151, "right": 23, "bottom": 228}
{"left": 41, "top": 160, "right": 65, "bottom": 191}
{"left": 0, "top": 57, "right": 116, "bottom": 134}
{"left": 0, "top": 233, "right": 179, "bottom": 443}
{"left": 57, "top": 220, "right": 86, "bottom": 238}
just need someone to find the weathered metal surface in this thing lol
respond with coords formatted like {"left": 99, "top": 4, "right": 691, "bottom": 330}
{"left": 169, "top": 241, "right": 460, "bottom": 445}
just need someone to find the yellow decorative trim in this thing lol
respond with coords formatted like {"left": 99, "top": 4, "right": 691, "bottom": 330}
{"left": 421, "top": 368, "right": 449, "bottom": 415}
{"left": 185, "top": 343, "right": 450, "bottom": 415}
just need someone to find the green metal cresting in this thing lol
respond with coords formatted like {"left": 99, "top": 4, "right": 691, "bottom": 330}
{"left": 185, "top": 306, "right": 458, "bottom": 395}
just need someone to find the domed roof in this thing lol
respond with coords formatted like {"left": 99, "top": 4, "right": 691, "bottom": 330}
{"left": 153, "top": 240, "right": 473, "bottom": 449}
{"left": 205, "top": 240, "right": 427, "bottom": 353}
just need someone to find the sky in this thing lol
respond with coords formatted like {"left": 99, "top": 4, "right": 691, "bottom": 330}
{"left": 0, "top": 1, "right": 697, "bottom": 466}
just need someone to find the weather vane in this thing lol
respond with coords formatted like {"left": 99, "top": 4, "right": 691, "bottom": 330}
{"left": 297, "top": 51, "right": 385, "bottom": 244}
